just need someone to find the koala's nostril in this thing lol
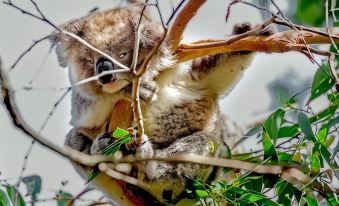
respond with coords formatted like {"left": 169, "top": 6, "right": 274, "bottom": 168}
{"left": 96, "top": 58, "right": 114, "bottom": 74}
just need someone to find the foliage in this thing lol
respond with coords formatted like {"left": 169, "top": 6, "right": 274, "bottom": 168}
{"left": 185, "top": 8, "right": 339, "bottom": 205}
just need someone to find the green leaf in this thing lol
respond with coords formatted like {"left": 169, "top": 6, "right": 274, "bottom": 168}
{"left": 6, "top": 186, "right": 25, "bottom": 206}
{"left": 264, "top": 109, "right": 285, "bottom": 143}
{"left": 0, "top": 189, "right": 13, "bottom": 206}
{"left": 112, "top": 127, "right": 130, "bottom": 139}
{"left": 57, "top": 192, "right": 73, "bottom": 206}
{"left": 310, "top": 154, "right": 321, "bottom": 174}
{"left": 309, "top": 65, "right": 335, "bottom": 102}
{"left": 240, "top": 193, "right": 263, "bottom": 202}
{"left": 303, "top": 194, "right": 318, "bottom": 206}
{"left": 103, "top": 136, "right": 132, "bottom": 155}
{"left": 298, "top": 112, "right": 316, "bottom": 142}
{"left": 278, "top": 125, "right": 300, "bottom": 138}
{"left": 22, "top": 175, "right": 41, "bottom": 203}
{"left": 316, "top": 125, "right": 328, "bottom": 143}
{"left": 328, "top": 116, "right": 339, "bottom": 128}
{"left": 309, "top": 105, "right": 337, "bottom": 124}
{"left": 322, "top": 136, "right": 335, "bottom": 147}
{"left": 194, "top": 190, "right": 209, "bottom": 198}
{"left": 328, "top": 92, "right": 339, "bottom": 106}
{"left": 276, "top": 181, "right": 302, "bottom": 205}
{"left": 262, "top": 131, "right": 278, "bottom": 162}
{"left": 242, "top": 176, "right": 263, "bottom": 193}
{"left": 278, "top": 152, "right": 301, "bottom": 164}
{"left": 86, "top": 168, "right": 99, "bottom": 184}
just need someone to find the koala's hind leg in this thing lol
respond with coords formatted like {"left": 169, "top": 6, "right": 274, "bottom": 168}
{"left": 140, "top": 131, "right": 217, "bottom": 181}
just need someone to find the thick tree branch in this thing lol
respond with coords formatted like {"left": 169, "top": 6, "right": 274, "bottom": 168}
{"left": 167, "top": 0, "right": 206, "bottom": 51}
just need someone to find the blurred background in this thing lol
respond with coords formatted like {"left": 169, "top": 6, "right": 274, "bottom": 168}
{"left": 0, "top": 0, "right": 324, "bottom": 205}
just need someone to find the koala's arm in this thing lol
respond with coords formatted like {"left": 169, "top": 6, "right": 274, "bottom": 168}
{"left": 187, "top": 23, "right": 273, "bottom": 96}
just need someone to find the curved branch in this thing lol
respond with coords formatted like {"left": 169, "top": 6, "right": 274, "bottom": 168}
{"left": 167, "top": 0, "right": 206, "bottom": 51}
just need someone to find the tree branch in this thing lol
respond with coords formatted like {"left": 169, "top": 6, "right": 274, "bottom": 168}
{"left": 167, "top": 0, "right": 206, "bottom": 51}
{"left": 175, "top": 28, "right": 339, "bottom": 63}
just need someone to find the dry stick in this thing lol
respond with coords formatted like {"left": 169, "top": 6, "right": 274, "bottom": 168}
{"left": 66, "top": 186, "right": 94, "bottom": 206}
{"left": 98, "top": 163, "right": 150, "bottom": 191}
{"left": 166, "top": 0, "right": 186, "bottom": 26}
{"left": 9, "top": 35, "right": 50, "bottom": 70}
{"left": 119, "top": 154, "right": 310, "bottom": 184}
{"left": 132, "top": 28, "right": 168, "bottom": 145}
{"left": 129, "top": 1, "right": 147, "bottom": 144}
{"left": 167, "top": 0, "right": 206, "bottom": 51}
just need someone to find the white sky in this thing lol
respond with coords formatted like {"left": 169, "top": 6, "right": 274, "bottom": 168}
{"left": 0, "top": 0, "right": 319, "bottom": 205}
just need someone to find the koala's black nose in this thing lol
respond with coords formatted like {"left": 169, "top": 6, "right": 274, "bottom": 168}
{"left": 96, "top": 58, "right": 115, "bottom": 84}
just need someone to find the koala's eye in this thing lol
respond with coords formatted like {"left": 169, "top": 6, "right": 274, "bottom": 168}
{"left": 119, "top": 52, "right": 128, "bottom": 59}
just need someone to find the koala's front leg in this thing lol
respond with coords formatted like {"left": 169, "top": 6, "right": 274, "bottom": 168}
{"left": 139, "top": 131, "right": 215, "bottom": 181}
{"left": 189, "top": 23, "right": 273, "bottom": 96}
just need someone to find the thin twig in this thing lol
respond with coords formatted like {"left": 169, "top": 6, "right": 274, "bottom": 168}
{"left": 9, "top": 35, "right": 50, "bottom": 70}
{"left": 66, "top": 186, "right": 94, "bottom": 206}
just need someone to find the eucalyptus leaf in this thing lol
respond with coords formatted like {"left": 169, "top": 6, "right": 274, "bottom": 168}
{"left": 22, "top": 175, "right": 41, "bottom": 203}
{"left": 194, "top": 190, "right": 209, "bottom": 198}
{"left": 57, "top": 191, "right": 73, "bottom": 206}
{"left": 262, "top": 132, "right": 278, "bottom": 162}
{"left": 112, "top": 127, "right": 130, "bottom": 139}
{"left": 0, "top": 189, "right": 13, "bottom": 206}
{"left": 308, "top": 65, "right": 335, "bottom": 102}
{"left": 86, "top": 168, "right": 99, "bottom": 184}
{"left": 278, "top": 125, "right": 300, "bottom": 138}
{"left": 6, "top": 186, "right": 25, "bottom": 206}
{"left": 303, "top": 194, "right": 318, "bottom": 206}
{"left": 264, "top": 109, "right": 285, "bottom": 143}
{"left": 298, "top": 112, "right": 317, "bottom": 142}
{"left": 103, "top": 136, "right": 132, "bottom": 155}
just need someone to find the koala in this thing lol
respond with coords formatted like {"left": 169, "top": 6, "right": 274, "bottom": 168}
{"left": 51, "top": 4, "right": 271, "bottom": 206}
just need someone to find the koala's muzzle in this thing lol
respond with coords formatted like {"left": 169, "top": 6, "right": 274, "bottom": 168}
{"left": 96, "top": 58, "right": 116, "bottom": 84}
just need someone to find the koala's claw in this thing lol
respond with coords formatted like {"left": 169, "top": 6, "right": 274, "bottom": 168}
{"left": 232, "top": 22, "right": 275, "bottom": 36}
{"left": 232, "top": 22, "right": 252, "bottom": 35}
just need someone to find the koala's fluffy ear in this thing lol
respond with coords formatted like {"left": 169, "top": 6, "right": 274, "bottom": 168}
{"left": 139, "top": 20, "right": 164, "bottom": 49}
{"left": 49, "top": 18, "right": 85, "bottom": 68}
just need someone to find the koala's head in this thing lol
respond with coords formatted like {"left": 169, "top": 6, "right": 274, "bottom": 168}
{"left": 51, "top": 7, "right": 163, "bottom": 97}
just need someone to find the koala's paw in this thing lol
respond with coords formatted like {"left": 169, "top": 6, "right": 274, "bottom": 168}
{"left": 135, "top": 134, "right": 154, "bottom": 158}
{"left": 232, "top": 22, "right": 252, "bottom": 35}
{"left": 232, "top": 22, "right": 274, "bottom": 36}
